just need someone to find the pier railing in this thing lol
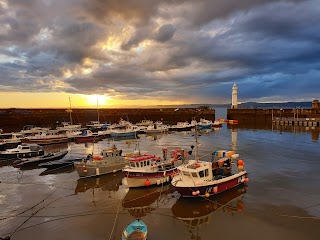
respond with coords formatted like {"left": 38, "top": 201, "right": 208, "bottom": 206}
{"left": 272, "top": 117, "right": 320, "bottom": 126}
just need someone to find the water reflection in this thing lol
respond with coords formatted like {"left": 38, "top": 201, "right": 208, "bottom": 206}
{"left": 227, "top": 124, "right": 320, "bottom": 142}
{"left": 75, "top": 172, "right": 124, "bottom": 194}
{"left": 39, "top": 165, "right": 75, "bottom": 176}
{"left": 122, "top": 184, "right": 175, "bottom": 218}
{"left": 171, "top": 186, "right": 247, "bottom": 240}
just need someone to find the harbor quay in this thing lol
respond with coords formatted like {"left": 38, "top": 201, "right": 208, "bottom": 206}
{"left": 227, "top": 108, "right": 320, "bottom": 126}
{"left": 0, "top": 107, "right": 215, "bottom": 132}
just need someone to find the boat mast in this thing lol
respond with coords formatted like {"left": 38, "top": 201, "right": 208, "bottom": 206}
{"left": 97, "top": 98, "right": 99, "bottom": 123}
{"left": 68, "top": 97, "right": 73, "bottom": 125}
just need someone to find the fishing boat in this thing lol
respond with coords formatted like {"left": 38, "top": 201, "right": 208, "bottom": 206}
{"left": 122, "top": 219, "right": 147, "bottom": 240}
{"left": 74, "top": 130, "right": 103, "bottom": 143}
{"left": 145, "top": 123, "right": 169, "bottom": 134}
{"left": 13, "top": 150, "right": 68, "bottom": 168}
{"left": 197, "top": 118, "right": 213, "bottom": 130}
{"left": 0, "top": 132, "right": 25, "bottom": 148}
{"left": 211, "top": 120, "right": 223, "bottom": 128}
{"left": 170, "top": 121, "right": 194, "bottom": 131}
{"left": 21, "top": 130, "right": 68, "bottom": 145}
{"left": 123, "top": 148, "right": 184, "bottom": 188}
{"left": 74, "top": 144, "right": 127, "bottom": 178}
{"left": 171, "top": 129, "right": 249, "bottom": 197}
{"left": 0, "top": 144, "right": 45, "bottom": 160}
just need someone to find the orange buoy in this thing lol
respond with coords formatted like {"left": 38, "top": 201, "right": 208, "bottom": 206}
{"left": 237, "top": 159, "right": 244, "bottom": 165}
{"left": 244, "top": 177, "right": 249, "bottom": 183}
{"left": 205, "top": 192, "right": 210, "bottom": 198}
{"left": 145, "top": 179, "right": 150, "bottom": 186}
{"left": 83, "top": 169, "right": 88, "bottom": 173}
{"left": 192, "top": 191, "right": 197, "bottom": 196}
{"left": 213, "top": 186, "right": 218, "bottom": 193}
{"left": 237, "top": 165, "right": 244, "bottom": 171}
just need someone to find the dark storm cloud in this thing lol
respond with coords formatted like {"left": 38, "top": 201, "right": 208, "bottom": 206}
{"left": 0, "top": 0, "right": 319, "bottom": 103}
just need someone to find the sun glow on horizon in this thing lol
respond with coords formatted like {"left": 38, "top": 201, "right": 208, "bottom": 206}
{"left": 85, "top": 94, "right": 111, "bottom": 107}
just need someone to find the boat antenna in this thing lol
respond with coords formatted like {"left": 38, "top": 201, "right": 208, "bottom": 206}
{"left": 195, "top": 118, "right": 199, "bottom": 162}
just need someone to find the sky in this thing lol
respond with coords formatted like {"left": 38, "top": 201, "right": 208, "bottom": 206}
{"left": 0, "top": 0, "right": 320, "bottom": 108}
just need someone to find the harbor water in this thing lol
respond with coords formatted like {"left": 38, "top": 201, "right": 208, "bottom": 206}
{"left": 1, "top": 109, "right": 320, "bottom": 240}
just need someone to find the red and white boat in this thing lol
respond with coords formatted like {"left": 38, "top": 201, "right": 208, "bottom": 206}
{"left": 123, "top": 148, "right": 185, "bottom": 188}
{"left": 171, "top": 141, "right": 249, "bottom": 197}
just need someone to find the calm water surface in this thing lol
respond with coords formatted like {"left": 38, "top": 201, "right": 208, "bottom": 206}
{"left": 1, "top": 115, "right": 320, "bottom": 239}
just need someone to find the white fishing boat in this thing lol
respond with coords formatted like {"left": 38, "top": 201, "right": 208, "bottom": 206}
{"left": 145, "top": 123, "right": 169, "bottom": 134}
{"left": 0, "top": 144, "right": 45, "bottom": 160}
{"left": 171, "top": 129, "right": 249, "bottom": 197}
{"left": 21, "top": 130, "right": 68, "bottom": 145}
{"left": 0, "top": 132, "right": 25, "bottom": 148}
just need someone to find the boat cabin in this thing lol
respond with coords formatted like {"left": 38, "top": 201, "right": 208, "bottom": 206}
{"left": 127, "top": 155, "right": 158, "bottom": 169}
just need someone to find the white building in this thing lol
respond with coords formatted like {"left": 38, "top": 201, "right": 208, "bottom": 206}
{"left": 231, "top": 83, "right": 238, "bottom": 109}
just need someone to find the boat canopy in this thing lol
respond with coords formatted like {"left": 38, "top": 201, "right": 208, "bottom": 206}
{"left": 128, "top": 154, "right": 157, "bottom": 162}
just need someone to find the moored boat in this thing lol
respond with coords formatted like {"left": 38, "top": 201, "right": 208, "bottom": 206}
{"left": 197, "top": 118, "right": 213, "bottom": 130}
{"left": 74, "top": 130, "right": 103, "bottom": 143}
{"left": 21, "top": 130, "right": 68, "bottom": 145}
{"left": 0, "top": 132, "right": 25, "bottom": 149}
{"left": 0, "top": 144, "right": 45, "bottom": 160}
{"left": 123, "top": 148, "right": 184, "bottom": 188}
{"left": 13, "top": 150, "right": 68, "bottom": 168}
{"left": 171, "top": 149, "right": 248, "bottom": 197}
{"left": 122, "top": 219, "right": 147, "bottom": 240}
{"left": 74, "top": 144, "right": 127, "bottom": 178}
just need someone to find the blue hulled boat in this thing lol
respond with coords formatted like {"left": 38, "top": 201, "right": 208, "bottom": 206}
{"left": 122, "top": 219, "right": 147, "bottom": 240}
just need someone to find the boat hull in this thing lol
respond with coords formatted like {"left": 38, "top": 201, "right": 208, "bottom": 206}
{"left": 74, "top": 136, "right": 103, "bottom": 143}
{"left": 75, "top": 162, "right": 127, "bottom": 178}
{"left": 173, "top": 172, "right": 247, "bottom": 197}
{"left": 0, "top": 150, "right": 45, "bottom": 160}
{"left": 21, "top": 137, "right": 68, "bottom": 145}
{"left": 14, "top": 151, "right": 68, "bottom": 168}
{"left": 123, "top": 169, "right": 178, "bottom": 188}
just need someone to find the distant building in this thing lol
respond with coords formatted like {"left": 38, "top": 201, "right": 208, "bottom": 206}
{"left": 312, "top": 99, "right": 319, "bottom": 109}
{"left": 231, "top": 84, "right": 238, "bottom": 109}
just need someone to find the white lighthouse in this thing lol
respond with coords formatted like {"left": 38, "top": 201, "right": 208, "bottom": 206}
{"left": 231, "top": 83, "right": 238, "bottom": 109}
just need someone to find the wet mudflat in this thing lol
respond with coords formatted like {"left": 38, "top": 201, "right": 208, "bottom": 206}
{"left": 0, "top": 124, "right": 320, "bottom": 240}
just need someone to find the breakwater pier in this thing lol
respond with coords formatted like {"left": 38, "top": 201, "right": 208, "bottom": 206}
{"left": 227, "top": 108, "right": 320, "bottom": 126}
{"left": 0, "top": 107, "right": 215, "bottom": 132}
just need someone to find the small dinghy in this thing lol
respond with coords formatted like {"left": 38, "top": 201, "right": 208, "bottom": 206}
{"left": 122, "top": 219, "right": 147, "bottom": 240}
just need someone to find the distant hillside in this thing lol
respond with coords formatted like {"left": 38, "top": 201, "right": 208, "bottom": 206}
{"left": 238, "top": 102, "right": 312, "bottom": 109}
{"left": 155, "top": 102, "right": 313, "bottom": 109}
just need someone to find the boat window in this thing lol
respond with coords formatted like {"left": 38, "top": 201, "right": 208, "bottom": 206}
{"left": 182, "top": 171, "right": 190, "bottom": 177}
{"left": 199, "top": 170, "right": 205, "bottom": 178}
{"left": 191, "top": 172, "right": 198, "bottom": 178}
{"left": 130, "top": 162, "right": 135, "bottom": 167}
{"left": 135, "top": 162, "right": 139, "bottom": 168}
{"left": 147, "top": 160, "right": 150, "bottom": 166}
{"left": 144, "top": 161, "right": 146, "bottom": 167}
{"left": 205, "top": 169, "right": 209, "bottom": 177}
{"left": 140, "top": 162, "right": 143, "bottom": 167}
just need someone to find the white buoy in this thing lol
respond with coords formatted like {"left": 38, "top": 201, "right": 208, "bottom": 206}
{"left": 96, "top": 167, "right": 100, "bottom": 176}
{"left": 157, "top": 179, "right": 161, "bottom": 185}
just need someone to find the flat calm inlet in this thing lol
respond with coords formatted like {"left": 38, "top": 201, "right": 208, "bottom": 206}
{"left": 1, "top": 124, "right": 320, "bottom": 240}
